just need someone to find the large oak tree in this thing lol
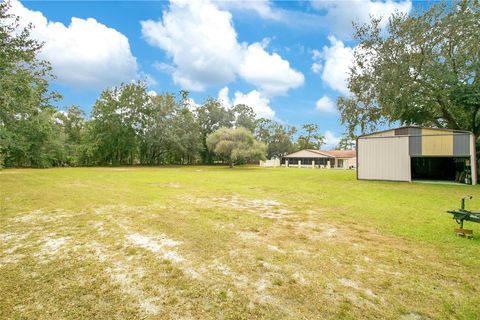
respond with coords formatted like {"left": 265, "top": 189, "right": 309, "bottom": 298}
{"left": 338, "top": 0, "right": 480, "bottom": 136}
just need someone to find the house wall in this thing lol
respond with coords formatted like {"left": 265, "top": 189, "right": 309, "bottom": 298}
{"left": 348, "top": 157, "right": 357, "bottom": 168}
{"left": 358, "top": 136, "right": 410, "bottom": 181}
{"left": 335, "top": 158, "right": 352, "bottom": 169}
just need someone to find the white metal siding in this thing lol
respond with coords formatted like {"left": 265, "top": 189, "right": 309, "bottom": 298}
{"left": 358, "top": 136, "right": 410, "bottom": 181}
{"left": 470, "top": 134, "right": 477, "bottom": 185}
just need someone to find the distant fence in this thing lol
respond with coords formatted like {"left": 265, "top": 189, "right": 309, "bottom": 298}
{"left": 259, "top": 159, "right": 281, "bottom": 167}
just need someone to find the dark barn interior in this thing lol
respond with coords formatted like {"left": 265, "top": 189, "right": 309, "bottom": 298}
{"left": 411, "top": 157, "right": 470, "bottom": 183}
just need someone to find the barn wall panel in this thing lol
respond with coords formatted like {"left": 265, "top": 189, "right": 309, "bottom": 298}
{"left": 453, "top": 133, "right": 470, "bottom": 156}
{"left": 358, "top": 136, "right": 410, "bottom": 181}
{"left": 409, "top": 127, "right": 422, "bottom": 156}
{"left": 421, "top": 129, "right": 453, "bottom": 156}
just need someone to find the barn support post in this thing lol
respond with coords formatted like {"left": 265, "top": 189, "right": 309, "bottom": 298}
{"left": 471, "top": 133, "right": 477, "bottom": 185}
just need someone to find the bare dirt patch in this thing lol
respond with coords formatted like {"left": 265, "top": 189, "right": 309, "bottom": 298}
{"left": 195, "top": 195, "right": 293, "bottom": 220}
{"left": 126, "top": 233, "right": 201, "bottom": 279}
{"left": 150, "top": 182, "right": 183, "bottom": 189}
{"left": 89, "top": 243, "right": 162, "bottom": 317}
{"left": 127, "top": 233, "right": 183, "bottom": 263}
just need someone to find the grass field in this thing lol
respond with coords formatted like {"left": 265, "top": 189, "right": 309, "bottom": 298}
{"left": 1, "top": 166, "right": 480, "bottom": 319}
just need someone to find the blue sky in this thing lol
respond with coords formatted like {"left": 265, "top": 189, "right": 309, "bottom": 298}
{"left": 12, "top": 0, "right": 417, "bottom": 147}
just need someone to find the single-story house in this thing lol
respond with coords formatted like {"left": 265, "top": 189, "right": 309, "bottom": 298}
{"left": 357, "top": 126, "right": 477, "bottom": 185}
{"left": 281, "top": 149, "right": 356, "bottom": 169}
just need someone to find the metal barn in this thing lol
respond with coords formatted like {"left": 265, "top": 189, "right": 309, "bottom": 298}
{"left": 357, "top": 127, "right": 477, "bottom": 185}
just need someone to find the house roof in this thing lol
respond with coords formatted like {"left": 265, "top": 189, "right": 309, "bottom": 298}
{"left": 283, "top": 149, "right": 332, "bottom": 158}
{"left": 283, "top": 149, "right": 356, "bottom": 159}
{"left": 321, "top": 150, "right": 356, "bottom": 158}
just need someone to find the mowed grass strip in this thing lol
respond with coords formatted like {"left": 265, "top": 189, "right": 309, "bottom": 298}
{"left": 1, "top": 166, "right": 479, "bottom": 319}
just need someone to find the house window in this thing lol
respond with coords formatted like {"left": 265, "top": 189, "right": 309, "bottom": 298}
{"left": 337, "top": 159, "right": 344, "bottom": 168}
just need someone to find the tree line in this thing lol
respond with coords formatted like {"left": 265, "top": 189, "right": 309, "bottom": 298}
{"left": 1, "top": 78, "right": 336, "bottom": 168}
{"left": 2, "top": 1, "right": 349, "bottom": 168}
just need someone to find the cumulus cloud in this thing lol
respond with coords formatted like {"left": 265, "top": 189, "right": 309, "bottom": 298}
{"left": 324, "top": 130, "right": 341, "bottom": 149}
{"left": 218, "top": 87, "right": 275, "bottom": 119}
{"left": 314, "top": 36, "right": 354, "bottom": 96}
{"left": 141, "top": 0, "right": 241, "bottom": 91}
{"left": 153, "top": 61, "right": 175, "bottom": 74}
{"left": 9, "top": 0, "right": 138, "bottom": 88}
{"left": 217, "top": 0, "right": 282, "bottom": 20}
{"left": 217, "top": 86, "right": 232, "bottom": 108}
{"left": 311, "top": 0, "right": 412, "bottom": 37}
{"left": 141, "top": 0, "right": 304, "bottom": 96}
{"left": 311, "top": 62, "right": 322, "bottom": 74}
{"left": 233, "top": 90, "right": 275, "bottom": 119}
{"left": 239, "top": 42, "right": 304, "bottom": 96}
{"left": 315, "top": 95, "right": 337, "bottom": 113}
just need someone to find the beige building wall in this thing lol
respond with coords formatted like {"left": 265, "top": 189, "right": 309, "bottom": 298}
{"left": 358, "top": 136, "right": 410, "bottom": 181}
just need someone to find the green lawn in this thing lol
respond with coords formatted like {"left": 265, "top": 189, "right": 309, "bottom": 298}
{"left": 1, "top": 166, "right": 479, "bottom": 319}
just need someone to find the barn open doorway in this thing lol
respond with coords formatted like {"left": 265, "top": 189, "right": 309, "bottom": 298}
{"left": 411, "top": 157, "right": 472, "bottom": 184}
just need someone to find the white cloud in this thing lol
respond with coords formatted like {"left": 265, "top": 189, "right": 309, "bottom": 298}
{"left": 239, "top": 42, "right": 304, "bottom": 97}
{"left": 315, "top": 95, "right": 337, "bottom": 113}
{"left": 9, "top": 0, "right": 138, "bottom": 88}
{"left": 218, "top": 87, "right": 275, "bottom": 119}
{"left": 147, "top": 90, "right": 158, "bottom": 97}
{"left": 324, "top": 130, "right": 341, "bottom": 149}
{"left": 233, "top": 90, "right": 275, "bottom": 119}
{"left": 141, "top": 0, "right": 304, "bottom": 96}
{"left": 311, "top": 0, "right": 412, "bottom": 37}
{"left": 314, "top": 36, "right": 354, "bottom": 96}
{"left": 217, "top": 0, "right": 282, "bottom": 20}
{"left": 217, "top": 86, "right": 232, "bottom": 108}
{"left": 153, "top": 61, "right": 175, "bottom": 74}
{"left": 141, "top": 0, "right": 241, "bottom": 91}
{"left": 311, "top": 62, "right": 322, "bottom": 74}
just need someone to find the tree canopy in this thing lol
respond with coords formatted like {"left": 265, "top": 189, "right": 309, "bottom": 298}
{"left": 296, "top": 124, "right": 325, "bottom": 150}
{"left": 338, "top": 0, "right": 480, "bottom": 136}
{"left": 254, "top": 119, "right": 297, "bottom": 159}
{"left": 206, "top": 127, "right": 266, "bottom": 167}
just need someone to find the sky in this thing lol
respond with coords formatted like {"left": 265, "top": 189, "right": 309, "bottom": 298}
{"left": 9, "top": 0, "right": 418, "bottom": 148}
